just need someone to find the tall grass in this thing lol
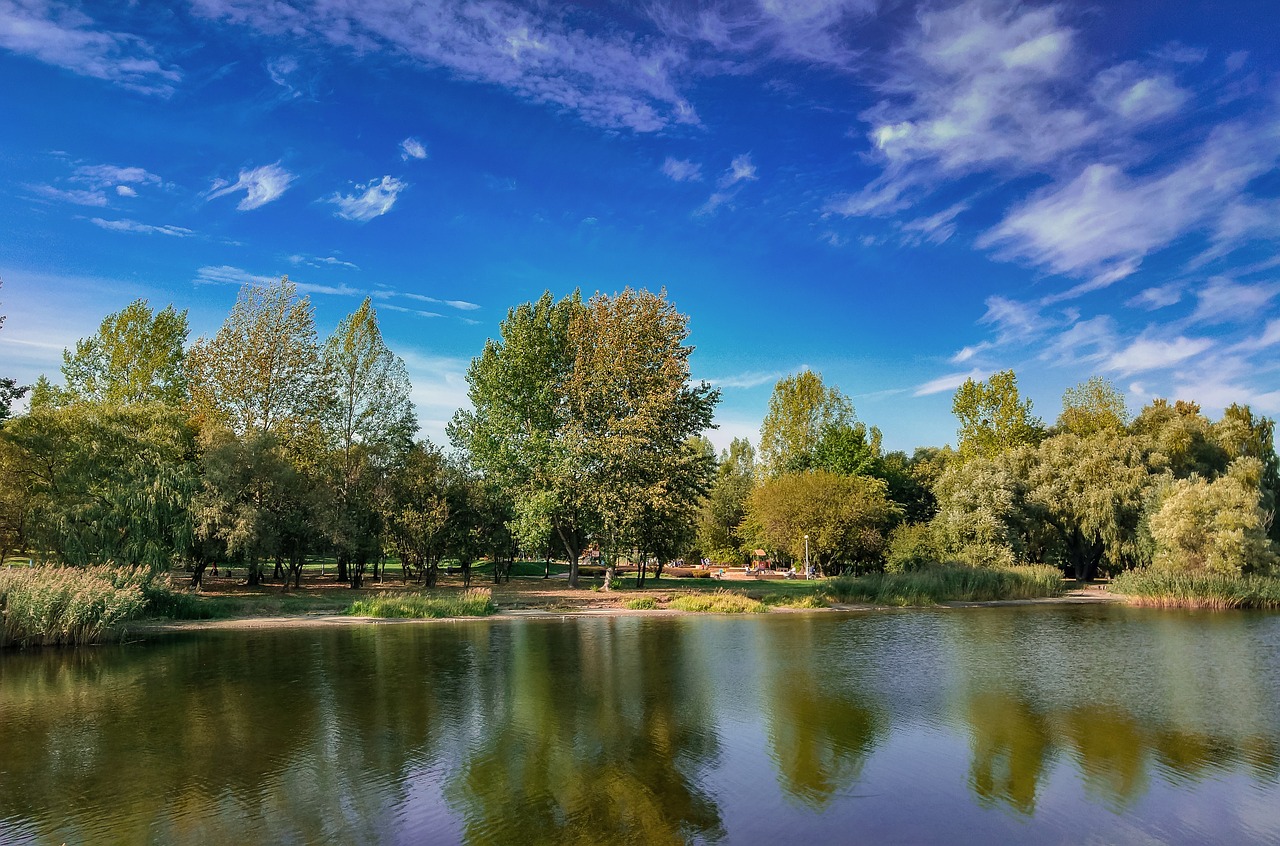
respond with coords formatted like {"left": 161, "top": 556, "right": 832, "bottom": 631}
{"left": 1111, "top": 570, "right": 1280, "bottom": 610}
{"left": 348, "top": 588, "right": 496, "bottom": 619}
{"left": 623, "top": 597, "right": 658, "bottom": 610}
{"left": 0, "top": 565, "right": 155, "bottom": 647}
{"left": 669, "top": 589, "right": 765, "bottom": 614}
{"left": 826, "top": 564, "right": 1064, "bottom": 607}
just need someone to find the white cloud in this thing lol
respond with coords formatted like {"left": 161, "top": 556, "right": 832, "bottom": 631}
{"left": 89, "top": 217, "right": 193, "bottom": 237}
{"left": 913, "top": 368, "right": 986, "bottom": 397}
{"left": 1234, "top": 319, "right": 1280, "bottom": 352}
{"left": 900, "top": 201, "right": 968, "bottom": 245}
{"left": 979, "top": 120, "right": 1280, "bottom": 281}
{"left": 193, "top": 265, "right": 279, "bottom": 287}
{"left": 1127, "top": 284, "right": 1182, "bottom": 310}
{"left": 1189, "top": 278, "right": 1278, "bottom": 325}
{"left": 1039, "top": 314, "right": 1116, "bottom": 366}
{"left": 661, "top": 157, "right": 702, "bottom": 182}
{"left": 1104, "top": 334, "right": 1213, "bottom": 374}
{"left": 190, "top": 0, "right": 698, "bottom": 132}
{"left": 706, "top": 369, "right": 790, "bottom": 390}
{"left": 266, "top": 55, "right": 301, "bottom": 97}
{"left": 30, "top": 184, "right": 108, "bottom": 206}
{"left": 73, "top": 163, "right": 161, "bottom": 188}
{"left": 980, "top": 295, "right": 1043, "bottom": 343}
{"left": 207, "top": 163, "right": 296, "bottom": 210}
{"left": 1093, "top": 63, "right": 1188, "bottom": 124}
{"left": 402, "top": 292, "right": 480, "bottom": 311}
{"left": 115, "top": 185, "right": 137, "bottom": 197}
{"left": 400, "top": 137, "right": 428, "bottom": 160}
{"left": 0, "top": 0, "right": 181, "bottom": 95}
{"left": 381, "top": 303, "right": 442, "bottom": 319}
{"left": 719, "top": 153, "right": 757, "bottom": 188}
{"left": 329, "top": 175, "right": 407, "bottom": 221}
{"left": 288, "top": 254, "right": 360, "bottom": 270}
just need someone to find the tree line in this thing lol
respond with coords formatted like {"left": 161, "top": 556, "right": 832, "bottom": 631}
{"left": 2, "top": 278, "right": 1276, "bottom": 587}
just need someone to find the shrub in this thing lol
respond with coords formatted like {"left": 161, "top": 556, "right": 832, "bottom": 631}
{"left": 885, "top": 522, "right": 941, "bottom": 574}
{"left": 348, "top": 588, "right": 496, "bottom": 618}
{"left": 669, "top": 589, "right": 765, "bottom": 614}
{"left": 826, "top": 564, "right": 1063, "bottom": 607}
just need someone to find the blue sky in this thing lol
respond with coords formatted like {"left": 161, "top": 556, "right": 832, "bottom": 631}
{"left": 1, "top": 0, "right": 1278, "bottom": 452}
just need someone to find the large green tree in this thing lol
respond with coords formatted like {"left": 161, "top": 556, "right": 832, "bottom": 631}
{"left": 50, "top": 299, "right": 189, "bottom": 407}
{"left": 186, "top": 277, "right": 321, "bottom": 438}
{"left": 319, "top": 298, "right": 415, "bottom": 585}
{"left": 744, "top": 470, "right": 896, "bottom": 576}
{"left": 1057, "top": 377, "right": 1128, "bottom": 437}
{"left": 564, "top": 288, "right": 718, "bottom": 588}
{"left": 953, "top": 370, "right": 1043, "bottom": 461}
{"left": 759, "top": 370, "right": 854, "bottom": 475}
{"left": 696, "top": 437, "right": 756, "bottom": 563}
{"left": 449, "top": 292, "right": 594, "bottom": 586}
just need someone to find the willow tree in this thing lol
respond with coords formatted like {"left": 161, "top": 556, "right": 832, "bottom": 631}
{"left": 320, "top": 298, "right": 415, "bottom": 585}
{"left": 565, "top": 288, "right": 718, "bottom": 589}
{"left": 449, "top": 292, "right": 593, "bottom": 586}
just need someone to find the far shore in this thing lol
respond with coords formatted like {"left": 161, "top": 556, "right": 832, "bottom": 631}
{"left": 131, "top": 587, "right": 1122, "bottom": 635}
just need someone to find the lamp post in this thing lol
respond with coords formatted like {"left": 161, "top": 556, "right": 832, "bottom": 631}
{"left": 804, "top": 534, "right": 810, "bottom": 578}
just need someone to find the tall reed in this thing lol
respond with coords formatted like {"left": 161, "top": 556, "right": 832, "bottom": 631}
{"left": 1111, "top": 570, "right": 1280, "bottom": 609}
{"left": 826, "top": 564, "right": 1064, "bottom": 606}
{"left": 348, "top": 588, "right": 497, "bottom": 618}
{"left": 0, "top": 565, "right": 149, "bottom": 647}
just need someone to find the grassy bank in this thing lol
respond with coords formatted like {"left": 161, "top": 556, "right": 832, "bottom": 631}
{"left": 348, "top": 588, "right": 496, "bottom": 618}
{"left": 669, "top": 589, "right": 766, "bottom": 613}
{"left": 826, "top": 564, "right": 1064, "bottom": 606}
{"left": 1111, "top": 570, "right": 1280, "bottom": 610}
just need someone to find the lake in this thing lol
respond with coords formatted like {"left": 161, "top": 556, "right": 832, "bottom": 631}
{"left": 2, "top": 604, "right": 1278, "bottom": 844}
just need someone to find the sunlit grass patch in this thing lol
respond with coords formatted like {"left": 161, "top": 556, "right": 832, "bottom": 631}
{"left": 826, "top": 564, "right": 1064, "bottom": 607}
{"left": 348, "top": 588, "right": 496, "bottom": 618}
{"left": 669, "top": 589, "right": 765, "bottom": 614}
{"left": 623, "top": 597, "right": 658, "bottom": 610}
{"left": 0, "top": 564, "right": 153, "bottom": 647}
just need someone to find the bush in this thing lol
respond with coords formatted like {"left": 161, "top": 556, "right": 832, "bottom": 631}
{"left": 669, "top": 589, "right": 765, "bottom": 614}
{"left": 623, "top": 597, "right": 658, "bottom": 610}
{"left": 1111, "top": 569, "right": 1280, "bottom": 609}
{"left": 826, "top": 564, "right": 1063, "bottom": 607}
{"left": 0, "top": 564, "right": 152, "bottom": 647}
{"left": 885, "top": 522, "right": 941, "bottom": 574}
{"left": 348, "top": 588, "right": 496, "bottom": 618}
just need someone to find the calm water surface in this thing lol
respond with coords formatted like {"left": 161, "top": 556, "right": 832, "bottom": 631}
{"left": 2, "top": 604, "right": 1279, "bottom": 845}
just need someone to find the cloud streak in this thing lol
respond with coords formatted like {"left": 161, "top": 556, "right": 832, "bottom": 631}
{"left": 329, "top": 175, "right": 407, "bottom": 221}
{"left": 208, "top": 163, "right": 296, "bottom": 210}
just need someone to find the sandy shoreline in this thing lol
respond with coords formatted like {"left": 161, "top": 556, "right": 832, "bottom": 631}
{"left": 131, "top": 589, "right": 1121, "bottom": 634}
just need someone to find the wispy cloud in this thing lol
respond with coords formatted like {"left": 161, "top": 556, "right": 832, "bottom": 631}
{"left": 89, "top": 218, "right": 193, "bottom": 237}
{"left": 400, "top": 137, "right": 428, "bottom": 160}
{"left": 661, "top": 157, "right": 702, "bottom": 182}
{"left": 381, "top": 303, "right": 442, "bottom": 319}
{"left": 266, "top": 55, "right": 303, "bottom": 97}
{"left": 402, "top": 292, "right": 480, "bottom": 311}
{"left": 1189, "top": 278, "right": 1278, "bottom": 324}
{"left": 288, "top": 254, "right": 360, "bottom": 270}
{"left": 0, "top": 0, "right": 181, "bottom": 95}
{"left": 208, "top": 163, "right": 295, "bottom": 210}
{"left": 193, "top": 265, "right": 279, "bottom": 287}
{"left": 73, "top": 163, "right": 161, "bottom": 189}
{"left": 719, "top": 153, "right": 757, "bottom": 188}
{"left": 329, "top": 175, "right": 406, "bottom": 221}
{"left": 30, "top": 184, "right": 109, "bottom": 206}
{"left": 1103, "top": 334, "right": 1213, "bottom": 375}
{"left": 191, "top": 0, "right": 699, "bottom": 132}
{"left": 707, "top": 369, "right": 789, "bottom": 390}
{"left": 914, "top": 368, "right": 987, "bottom": 397}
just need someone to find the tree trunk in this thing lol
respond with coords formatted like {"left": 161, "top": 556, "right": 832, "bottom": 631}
{"left": 336, "top": 553, "right": 349, "bottom": 583}
{"left": 425, "top": 559, "right": 439, "bottom": 588}
{"left": 273, "top": 555, "right": 283, "bottom": 581}
{"left": 462, "top": 560, "right": 472, "bottom": 589}
{"left": 246, "top": 556, "right": 262, "bottom": 587}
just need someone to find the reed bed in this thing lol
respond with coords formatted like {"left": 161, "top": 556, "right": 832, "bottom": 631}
{"left": 826, "top": 564, "right": 1064, "bottom": 607}
{"left": 669, "top": 589, "right": 766, "bottom": 614}
{"left": 623, "top": 597, "right": 658, "bottom": 610}
{"left": 0, "top": 565, "right": 154, "bottom": 647}
{"left": 348, "top": 588, "right": 496, "bottom": 619}
{"left": 1110, "top": 570, "right": 1280, "bottom": 610}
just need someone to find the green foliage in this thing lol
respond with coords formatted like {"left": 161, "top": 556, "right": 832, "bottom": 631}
{"left": 759, "top": 370, "right": 854, "bottom": 475}
{"left": 347, "top": 588, "right": 496, "bottom": 618}
{"left": 1144, "top": 458, "right": 1277, "bottom": 576}
{"left": 1111, "top": 569, "right": 1280, "bottom": 609}
{"left": 0, "top": 281, "right": 29, "bottom": 423}
{"left": 744, "top": 469, "right": 898, "bottom": 575}
{"left": 623, "top": 596, "right": 658, "bottom": 610}
{"left": 812, "top": 421, "right": 882, "bottom": 476}
{"left": 931, "top": 452, "right": 1030, "bottom": 569}
{"left": 826, "top": 564, "right": 1063, "bottom": 606}
{"left": 186, "top": 277, "right": 322, "bottom": 438}
{"left": 669, "top": 589, "right": 765, "bottom": 613}
{"left": 697, "top": 437, "right": 755, "bottom": 564}
{"left": 53, "top": 299, "right": 189, "bottom": 407}
{"left": 885, "top": 522, "right": 941, "bottom": 573}
{"left": 0, "top": 565, "right": 152, "bottom": 647}
{"left": 953, "top": 370, "right": 1043, "bottom": 461}
{"left": 1057, "top": 377, "right": 1128, "bottom": 436}
{"left": 1129, "top": 399, "right": 1227, "bottom": 480}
